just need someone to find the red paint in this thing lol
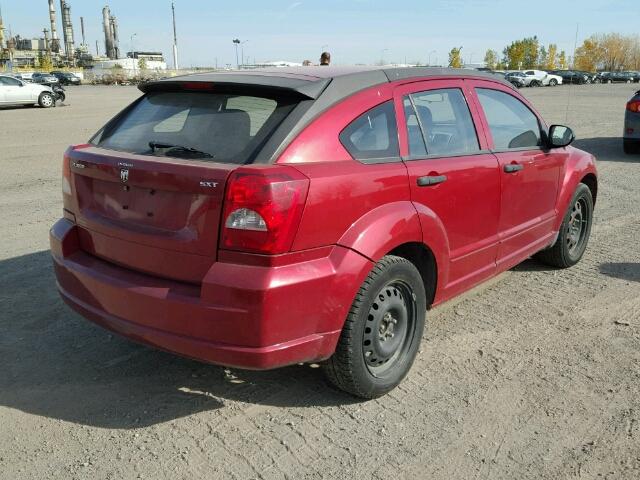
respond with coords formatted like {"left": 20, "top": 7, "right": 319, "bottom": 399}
{"left": 51, "top": 73, "right": 597, "bottom": 370}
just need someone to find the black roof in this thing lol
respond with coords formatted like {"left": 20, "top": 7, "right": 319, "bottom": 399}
{"left": 140, "top": 66, "right": 513, "bottom": 99}
{"left": 138, "top": 66, "right": 513, "bottom": 165}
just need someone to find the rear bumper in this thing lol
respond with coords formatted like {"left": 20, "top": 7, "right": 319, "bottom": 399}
{"left": 624, "top": 111, "right": 640, "bottom": 140}
{"left": 50, "top": 218, "right": 372, "bottom": 370}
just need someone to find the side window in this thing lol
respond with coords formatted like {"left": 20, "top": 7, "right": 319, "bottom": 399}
{"left": 404, "top": 88, "right": 480, "bottom": 157}
{"left": 0, "top": 77, "right": 21, "bottom": 86}
{"left": 476, "top": 88, "right": 542, "bottom": 150}
{"left": 340, "top": 101, "right": 399, "bottom": 161}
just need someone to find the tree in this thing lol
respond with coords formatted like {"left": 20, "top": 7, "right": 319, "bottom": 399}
{"left": 558, "top": 50, "right": 567, "bottom": 69}
{"left": 503, "top": 36, "right": 539, "bottom": 69}
{"left": 484, "top": 49, "right": 498, "bottom": 70}
{"left": 38, "top": 52, "right": 53, "bottom": 71}
{"left": 137, "top": 58, "right": 147, "bottom": 70}
{"left": 545, "top": 44, "right": 558, "bottom": 70}
{"left": 449, "top": 47, "right": 463, "bottom": 68}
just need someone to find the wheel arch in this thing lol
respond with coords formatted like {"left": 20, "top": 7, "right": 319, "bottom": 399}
{"left": 387, "top": 242, "right": 438, "bottom": 307}
{"left": 580, "top": 172, "right": 598, "bottom": 205}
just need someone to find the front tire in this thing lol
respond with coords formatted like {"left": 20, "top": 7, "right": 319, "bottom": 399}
{"left": 535, "top": 183, "right": 593, "bottom": 268}
{"left": 323, "top": 255, "right": 426, "bottom": 399}
{"left": 549, "top": 79, "right": 558, "bottom": 86}
{"left": 38, "top": 92, "right": 54, "bottom": 108}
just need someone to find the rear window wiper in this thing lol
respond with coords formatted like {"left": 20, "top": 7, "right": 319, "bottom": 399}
{"left": 148, "top": 141, "right": 214, "bottom": 159}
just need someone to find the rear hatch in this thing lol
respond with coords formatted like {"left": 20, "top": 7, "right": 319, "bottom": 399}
{"left": 66, "top": 86, "right": 301, "bottom": 283}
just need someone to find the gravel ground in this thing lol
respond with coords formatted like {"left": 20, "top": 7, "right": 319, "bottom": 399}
{"left": 1, "top": 83, "right": 639, "bottom": 480}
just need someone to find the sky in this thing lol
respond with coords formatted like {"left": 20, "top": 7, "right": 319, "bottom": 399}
{"left": 1, "top": 0, "right": 637, "bottom": 67}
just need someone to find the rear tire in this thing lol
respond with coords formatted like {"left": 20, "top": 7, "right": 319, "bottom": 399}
{"left": 323, "top": 255, "right": 426, "bottom": 399}
{"left": 38, "top": 92, "right": 54, "bottom": 108}
{"left": 624, "top": 139, "right": 640, "bottom": 154}
{"left": 535, "top": 183, "right": 593, "bottom": 268}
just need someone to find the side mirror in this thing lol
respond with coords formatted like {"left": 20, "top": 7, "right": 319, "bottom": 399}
{"left": 548, "top": 125, "right": 575, "bottom": 148}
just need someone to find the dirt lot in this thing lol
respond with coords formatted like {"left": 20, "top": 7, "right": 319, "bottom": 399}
{"left": 1, "top": 83, "right": 639, "bottom": 480}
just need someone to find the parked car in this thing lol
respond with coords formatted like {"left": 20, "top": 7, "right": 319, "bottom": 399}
{"left": 504, "top": 71, "right": 527, "bottom": 88}
{"left": 50, "top": 71, "right": 81, "bottom": 86}
{"left": 50, "top": 67, "right": 597, "bottom": 398}
{"left": 522, "top": 70, "right": 563, "bottom": 87}
{"left": 624, "top": 90, "right": 640, "bottom": 154}
{"left": 31, "top": 72, "right": 59, "bottom": 85}
{"left": 599, "top": 71, "right": 635, "bottom": 84}
{"left": 12, "top": 72, "right": 33, "bottom": 83}
{"left": 549, "top": 70, "right": 590, "bottom": 85}
{"left": 624, "top": 71, "right": 640, "bottom": 83}
{"left": 0, "top": 74, "right": 56, "bottom": 107}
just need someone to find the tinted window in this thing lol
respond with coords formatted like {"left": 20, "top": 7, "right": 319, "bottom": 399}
{"left": 404, "top": 88, "right": 480, "bottom": 157}
{"left": 340, "top": 101, "right": 399, "bottom": 161}
{"left": 0, "top": 77, "right": 21, "bottom": 86}
{"left": 476, "top": 88, "right": 542, "bottom": 150}
{"left": 95, "top": 91, "right": 297, "bottom": 164}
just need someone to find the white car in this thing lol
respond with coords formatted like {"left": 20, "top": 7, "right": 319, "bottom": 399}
{"left": 0, "top": 74, "right": 56, "bottom": 107}
{"left": 522, "top": 69, "right": 563, "bottom": 87}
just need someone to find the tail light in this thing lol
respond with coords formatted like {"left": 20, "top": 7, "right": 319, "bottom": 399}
{"left": 627, "top": 100, "right": 640, "bottom": 113}
{"left": 221, "top": 166, "right": 309, "bottom": 254}
{"left": 62, "top": 153, "right": 72, "bottom": 196}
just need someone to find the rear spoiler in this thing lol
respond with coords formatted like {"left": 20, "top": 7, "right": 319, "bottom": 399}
{"left": 139, "top": 73, "right": 331, "bottom": 100}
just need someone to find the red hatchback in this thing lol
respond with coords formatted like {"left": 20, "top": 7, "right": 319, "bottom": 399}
{"left": 51, "top": 67, "right": 597, "bottom": 398}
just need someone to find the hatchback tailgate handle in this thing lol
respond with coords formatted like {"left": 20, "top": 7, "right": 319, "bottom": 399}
{"left": 417, "top": 175, "right": 447, "bottom": 187}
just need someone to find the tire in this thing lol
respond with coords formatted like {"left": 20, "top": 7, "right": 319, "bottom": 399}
{"left": 607, "top": 79, "right": 613, "bottom": 84}
{"left": 549, "top": 79, "right": 558, "bottom": 86}
{"left": 624, "top": 139, "right": 640, "bottom": 154}
{"left": 323, "top": 255, "right": 426, "bottom": 399}
{"left": 38, "top": 92, "right": 54, "bottom": 108}
{"left": 529, "top": 81, "right": 539, "bottom": 88}
{"left": 535, "top": 183, "right": 593, "bottom": 268}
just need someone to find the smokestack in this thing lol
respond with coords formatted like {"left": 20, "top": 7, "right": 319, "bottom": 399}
{"left": 43, "top": 28, "right": 50, "bottom": 52}
{"left": 102, "top": 5, "right": 113, "bottom": 59}
{"left": 80, "top": 16, "right": 85, "bottom": 46}
{"left": 110, "top": 15, "right": 119, "bottom": 59}
{"left": 171, "top": 2, "right": 178, "bottom": 69}
{"left": 0, "top": 5, "right": 5, "bottom": 50}
{"left": 48, "top": 0, "right": 60, "bottom": 53}
{"left": 60, "top": 1, "right": 75, "bottom": 60}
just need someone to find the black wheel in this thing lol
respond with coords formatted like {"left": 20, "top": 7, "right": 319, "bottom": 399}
{"left": 38, "top": 92, "right": 54, "bottom": 108}
{"left": 549, "top": 78, "right": 558, "bottom": 86}
{"left": 323, "top": 255, "right": 426, "bottom": 398}
{"left": 624, "top": 139, "right": 640, "bottom": 154}
{"left": 535, "top": 183, "right": 593, "bottom": 268}
{"left": 529, "top": 81, "right": 539, "bottom": 88}
{"left": 607, "top": 79, "right": 613, "bottom": 84}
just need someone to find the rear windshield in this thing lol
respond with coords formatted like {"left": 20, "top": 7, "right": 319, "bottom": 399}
{"left": 94, "top": 91, "right": 298, "bottom": 164}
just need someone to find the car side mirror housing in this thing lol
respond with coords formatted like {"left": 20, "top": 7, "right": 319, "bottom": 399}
{"left": 548, "top": 125, "right": 575, "bottom": 148}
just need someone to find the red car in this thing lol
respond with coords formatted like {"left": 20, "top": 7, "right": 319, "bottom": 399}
{"left": 51, "top": 67, "right": 597, "bottom": 398}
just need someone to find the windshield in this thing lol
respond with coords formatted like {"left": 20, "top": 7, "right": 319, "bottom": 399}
{"left": 95, "top": 91, "right": 298, "bottom": 164}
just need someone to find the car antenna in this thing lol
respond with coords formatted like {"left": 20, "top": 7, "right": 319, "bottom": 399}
{"left": 565, "top": 23, "right": 580, "bottom": 124}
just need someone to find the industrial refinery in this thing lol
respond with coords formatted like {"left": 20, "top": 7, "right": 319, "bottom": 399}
{"left": 0, "top": 2, "right": 167, "bottom": 73}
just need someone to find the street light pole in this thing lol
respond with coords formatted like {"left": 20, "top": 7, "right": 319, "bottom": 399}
{"left": 232, "top": 38, "right": 240, "bottom": 69}
{"left": 428, "top": 50, "right": 436, "bottom": 66}
{"left": 130, "top": 33, "right": 137, "bottom": 76}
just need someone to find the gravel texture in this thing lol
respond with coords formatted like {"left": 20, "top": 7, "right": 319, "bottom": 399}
{"left": 1, "top": 83, "right": 639, "bottom": 480}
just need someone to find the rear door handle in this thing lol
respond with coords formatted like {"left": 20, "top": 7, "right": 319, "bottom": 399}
{"left": 504, "top": 164, "right": 524, "bottom": 173}
{"left": 417, "top": 175, "right": 447, "bottom": 187}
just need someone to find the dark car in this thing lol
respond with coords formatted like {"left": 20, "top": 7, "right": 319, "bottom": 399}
{"left": 31, "top": 72, "right": 59, "bottom": 85}
{"left": 50, "top": 71, "right": 81, "bottom": 86}
{"left": 624, "top": 90, "right": 640, "bottom": 154}
{"left": 550, "top": 70, "right": 590, "bottom": 85}
{"left": 50, "top": 67, "right": 597, "bottom": 398}
{"left": 600, "top": 71, "right": 635, "bottom": 84}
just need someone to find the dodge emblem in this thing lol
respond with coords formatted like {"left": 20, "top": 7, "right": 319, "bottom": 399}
{"left": 120, "top": 169, "right": 129, "bottom": 183}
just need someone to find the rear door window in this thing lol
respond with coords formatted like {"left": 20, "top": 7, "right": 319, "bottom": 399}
{"left": 95, "top": 91, "right": 297, "bottom": 164}
{"left": 339, "top": 101, "right": 399, "bottom": 161}
{"left": 404, "top": 88, "right": 480, "bottom": 157}
{"left": 476, "top": 88, "right": 542, "bottom": 150}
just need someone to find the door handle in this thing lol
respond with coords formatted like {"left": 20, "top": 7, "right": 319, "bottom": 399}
{"left": 504, "top": 164, "right": 524, "bottom": 173}
{"left": 417, "top": 175, "right": 447, "bottom": 187}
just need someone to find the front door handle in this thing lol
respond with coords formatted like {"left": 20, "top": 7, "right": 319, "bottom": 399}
{"left": 417, "top": 175, "right": 447, "bottom": 187}
{"left": 504, "top": 164, "right": 524, "bottom": 173}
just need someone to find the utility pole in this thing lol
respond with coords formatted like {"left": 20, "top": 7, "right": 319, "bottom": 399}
{"left": 171, "top": 2, "right": 179, "bottom": 70}
{"left": 233, "top": 38, "right": 240, "bottom": 69}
